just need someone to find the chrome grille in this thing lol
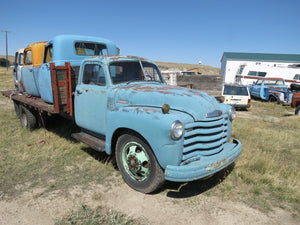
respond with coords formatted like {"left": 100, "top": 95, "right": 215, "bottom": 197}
{"left": 182, "top": 115, "right": 228, "bottom": 165}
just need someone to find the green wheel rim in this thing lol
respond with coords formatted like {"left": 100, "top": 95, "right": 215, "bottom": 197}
{"left": 122, "top": 141, "right": 150, "bottom": 181}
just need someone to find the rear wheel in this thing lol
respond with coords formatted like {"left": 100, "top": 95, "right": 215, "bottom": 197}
{"left": 19, "top": 105, "right": 37, "bottom": 129}
{"left": 116, "top": 132, "right": 165, "bottom": 193}
{"left": 269, "top": 96, "right": 277, "bottom": 102}
{"left": 13, "top": 101, "right": 20, "bottom": 118}
{"left": 295, "top": 105, "right": 300, "bottom": 116}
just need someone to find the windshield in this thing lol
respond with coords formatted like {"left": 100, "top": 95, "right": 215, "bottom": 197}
{"left": 109, "top": 61, "right": 163, "bottom": 84}
{"left": 255, "top": 80, "right": 263, "bottom": 85}
{"left": 223, "top": 85, "right": 248, "bottom": 96}
{"left": 264, "top": 80, "right": 284, "bottom": 85}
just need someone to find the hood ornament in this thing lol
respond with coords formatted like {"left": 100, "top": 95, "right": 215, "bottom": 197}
{"left": 206, "top": 110, "right": 222, "bottom": 118}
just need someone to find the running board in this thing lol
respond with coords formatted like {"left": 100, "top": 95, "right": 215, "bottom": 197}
{"left": 71, "top": 132, "right": 105, "bottom": 152}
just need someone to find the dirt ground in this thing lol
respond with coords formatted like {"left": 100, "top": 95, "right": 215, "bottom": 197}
{"left": 0, "top": 180, "right": 298, "bottom": 225}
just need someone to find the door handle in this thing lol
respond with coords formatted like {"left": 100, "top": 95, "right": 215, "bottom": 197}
{"left": 76, "top": 90, "right": 83, "bottom": 95}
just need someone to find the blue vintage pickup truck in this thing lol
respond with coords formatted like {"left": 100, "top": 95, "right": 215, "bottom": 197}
{"left": 248, "top": 78, "right": 293, "bottom": 103}
{"left": 3, "top": 39, "right": 242, "bottom": 193}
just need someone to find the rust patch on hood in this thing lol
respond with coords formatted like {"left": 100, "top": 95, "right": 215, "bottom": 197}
{"left": 123, "top": 85, "right": 203, "bottom": 97}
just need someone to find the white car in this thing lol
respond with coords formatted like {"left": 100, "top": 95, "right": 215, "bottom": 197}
{"left": 222, "top": 84, "right": 251, "bottom": 110}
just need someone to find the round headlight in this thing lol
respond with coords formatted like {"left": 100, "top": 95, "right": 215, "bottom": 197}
{"left": 171, "top": 120, "right": 184, "bottom": 140}
{"left": 229, "top": 107, "right": 236, "bottom": 121}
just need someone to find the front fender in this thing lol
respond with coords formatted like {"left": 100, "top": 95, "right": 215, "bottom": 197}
{"left": 105, "top": 106, "right": 193, "bottom": 168}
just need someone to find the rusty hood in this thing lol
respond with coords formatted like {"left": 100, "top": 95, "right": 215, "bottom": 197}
{"left": 114, "top": 83, "right": 222, "bottom": 120}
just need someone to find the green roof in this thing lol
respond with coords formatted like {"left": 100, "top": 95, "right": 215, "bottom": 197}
{"left": 223, "top": 52, "right": 300, "bottom": 62}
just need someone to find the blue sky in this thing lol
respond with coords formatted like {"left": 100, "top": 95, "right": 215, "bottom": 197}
{"left": 0, "top": 0, "right": 299, "bottom": 67}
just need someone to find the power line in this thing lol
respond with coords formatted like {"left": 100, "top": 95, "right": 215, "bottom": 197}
{"left": 1, "top": 30, "right": 11, "bottom": 70}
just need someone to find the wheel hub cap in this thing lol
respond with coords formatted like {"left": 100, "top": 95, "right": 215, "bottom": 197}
{"left": 127, "top": 155, "right": 140, "bottom": 172}
{"left": 122, "top": 141, "right": 150, "bottom": 181}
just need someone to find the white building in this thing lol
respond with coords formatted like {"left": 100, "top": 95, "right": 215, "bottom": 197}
{"left": 221, "top": 52, "right": 300, "bottom": 86}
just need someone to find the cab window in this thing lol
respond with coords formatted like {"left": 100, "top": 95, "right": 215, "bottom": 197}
{"left": 44, "top": 44, "right": 53, "bottom": 63}
{"left": 75, "top": 42, "right": 108, "bottom": 56}
{"left": 24, "top": 51, "right": 32, "bottom": 65}
{"left": 82, "top": 64, "right": 106, "bottom": 86}
{"left": 19, "top": 53, "right": 23, "bottom": 65}
{"left": 15, "top": 52, "right": 23, "bottom": 66}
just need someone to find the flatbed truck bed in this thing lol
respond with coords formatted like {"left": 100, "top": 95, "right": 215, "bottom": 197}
{"left": 2, "top": 90, "right": 56, "bottom": 114}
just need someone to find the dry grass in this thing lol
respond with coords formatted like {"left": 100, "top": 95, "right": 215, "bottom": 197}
{"left": 55, "top": 204, "right": 138, "bottom": 225}
{"left": 0, "top": 70, "right": 118, "bottom": 197}
{"left": 213, "top": 101, "right": 300, "bottom": 213}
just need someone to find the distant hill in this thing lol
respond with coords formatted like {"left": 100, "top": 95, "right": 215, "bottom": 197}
{"left": 0, "top": 55, "right": 221, "bottom": 75}
{"left": 156, "top": 61, "right": 220, "bottom": 75}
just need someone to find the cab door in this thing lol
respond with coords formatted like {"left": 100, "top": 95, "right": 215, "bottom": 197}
{"left": 22, "top": 49, "right": 40, "bottom": 96}
{"left": 14, "top": 51, "right": 24, "bottom": 91}
{"left": 38, "top": 44, "right": 53, "bottom": 103}
{"left": 74, "top": 63, "right": 107, "bottom": 135}
{"left": 250, "top": 79, "right": 262, "bottom": 98}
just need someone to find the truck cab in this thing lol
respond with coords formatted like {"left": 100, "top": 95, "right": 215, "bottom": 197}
{"left": 19, "top": 35, "right": 119, "bottom": 103}
{"left": 13, "top": 48, "right": 24, "bottom": 90}
{"left": 21, "top": 42, "right": 47, "bottom": 96}
{"left": 72, "top": 55, "right": 242, "bottom": 193}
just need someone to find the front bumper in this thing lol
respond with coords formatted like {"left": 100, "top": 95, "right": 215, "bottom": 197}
{"left": 230, "top": 104, "right": 251, "bottom": 109}
{"left": 164, "top": 139, "right": 242, "bottom": 182}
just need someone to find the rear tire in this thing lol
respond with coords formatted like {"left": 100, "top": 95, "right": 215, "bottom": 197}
{"left": 269, "top": 96, "right": 277, "bottom": 102}
{"left": 13, "top": 101, "right": 20, "bottom": 118}
{"left": 19, "top": 105, "right": 37, "bottom": 129}
{"left": 295, "top": 105, "right": 300, "bottom": 116}
{"left": 116, "top": 132, "right": 165, "bottom": 193}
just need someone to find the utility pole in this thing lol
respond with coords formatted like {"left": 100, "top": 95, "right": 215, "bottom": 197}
{"left": 1, "top": 30, "right": 11, "bottom": 71}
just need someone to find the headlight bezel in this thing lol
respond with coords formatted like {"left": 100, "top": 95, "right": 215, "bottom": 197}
{"left": 170, "top": 120, "right": 184, "bottom": 140}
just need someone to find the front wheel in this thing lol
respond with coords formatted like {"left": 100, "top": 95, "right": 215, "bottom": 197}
{"left": 116, "top": 132, "right": 165, "bottom": 193}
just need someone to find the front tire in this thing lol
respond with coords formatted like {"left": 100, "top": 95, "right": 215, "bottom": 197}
{"left": 116, "top": 132, "right": 165, "bottom": 193}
